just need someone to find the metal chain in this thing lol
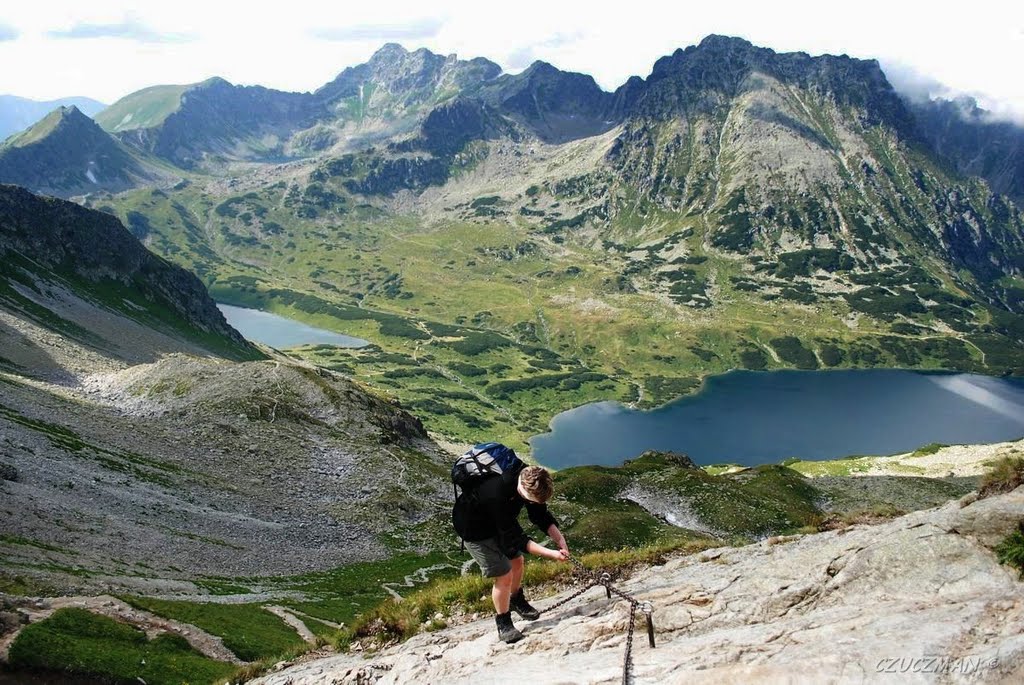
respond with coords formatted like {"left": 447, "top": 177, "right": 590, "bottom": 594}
{"left": 622, "top": 600, "right": 637, "bottom": 685}
{"left": 537, "top": 555, "right": 655, "bottom": 685}
{"left": 536, "top": 580, "right": 601, "bottom": 615}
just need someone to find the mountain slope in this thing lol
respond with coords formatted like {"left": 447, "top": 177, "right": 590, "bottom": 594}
{"left": 593, "top": 37, "right": 1024, "bottom": 298}
{"left": 0, "top": 94, "right": 106, "bottom": 141}
{"left": 0, "top": 184, "right": 258, "bottom": 370}
{"left": 0, "top": 106, "right": 163, "bottom": 197}
{"left": 101, "top": 78, "right": 323, "bottom": 168}
{"left": 908, "top": 95, "right": 1024, "bottom": 203}
{"left": 92, "top": 36, "right": 1024, "bottom": 448}
{"left": 255, "top": 486, "right": 1024, "bottom": 684}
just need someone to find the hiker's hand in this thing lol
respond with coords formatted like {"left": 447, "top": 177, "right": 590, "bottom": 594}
{"left": 548, "top": 548, "right": 569, "bottom": 562}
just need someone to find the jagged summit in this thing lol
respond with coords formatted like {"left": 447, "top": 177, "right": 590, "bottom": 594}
{"left": 0, "top": 94, "right": 107, "bottom": 140}
{"left": 5, "top": 104, "right": 91, "bottom": 146}
{"left": 631, "top": 33, "right": 915, "bottom": 136}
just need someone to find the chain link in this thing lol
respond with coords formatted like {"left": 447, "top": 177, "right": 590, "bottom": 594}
{"left": 537, "top": 555, "right": 654, "bottom": 685}
{"left": 623, "top": 600, "right": 637, "bottom": 685}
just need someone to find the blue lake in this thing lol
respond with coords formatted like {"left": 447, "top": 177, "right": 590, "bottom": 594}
{"left": 217, "top": 304, "right": 369, "bottom": 349}
{"left": 530, "top": 369, "right": 1024, "bottom": 468}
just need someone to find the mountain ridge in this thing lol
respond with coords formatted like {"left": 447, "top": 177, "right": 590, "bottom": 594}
{"left": 0, "top": 94, "right": 106, "bottom": 141}
{"left": 0, "top": 183, "right": 257, "bottom": 365}
{"left": 0, "top": 106, "right": 166, "bottom": 197}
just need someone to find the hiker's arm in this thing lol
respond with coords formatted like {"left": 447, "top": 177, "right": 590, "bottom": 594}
{"left": 526, "top": 502, "right": 557, "bottom": 536}
{"left": 547, "top": 523, "right": 569, "bottom": 556}
{"left": 526, "top": 539, "right": 568, "bottom": 561}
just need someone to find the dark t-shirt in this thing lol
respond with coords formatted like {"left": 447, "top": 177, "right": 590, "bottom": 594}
{"left": 452, "top": 462, "right": 557, "bottom": 556}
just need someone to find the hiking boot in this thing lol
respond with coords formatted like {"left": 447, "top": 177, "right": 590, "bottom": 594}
{"left": 510, "top": 588, "right": 540, "bottom": 621}
{"left": 495, "top": 611, "right": 523, "bottom": 643}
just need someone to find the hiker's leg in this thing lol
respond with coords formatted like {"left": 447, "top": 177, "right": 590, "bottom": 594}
{"left": 492, "top": 567, "right": 513, "bottom": 614}
{"left": 509, "top": 554, "right": 525, "bottom": 595}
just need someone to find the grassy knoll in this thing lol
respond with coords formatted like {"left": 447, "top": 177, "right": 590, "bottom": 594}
{"left": 118, "top": 598, "right": 304, "bottom": 662}
{"left": 7, "top": 608, "right": 238, "bottom": 685}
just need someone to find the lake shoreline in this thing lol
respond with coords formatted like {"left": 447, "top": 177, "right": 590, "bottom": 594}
{"left": 530, "top": 368, "right": 1024, "bottom": 470}
{"left": 216, "top": 303, "right": 370, "bottom": 349}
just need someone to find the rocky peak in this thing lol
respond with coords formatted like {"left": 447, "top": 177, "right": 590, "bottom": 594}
{"left": 632, "top": 34, "right": 916, "bottom": 137}
{"left": 908, "top": 94, "right": 1024, "bottom": 202}
{"left": 482, "top": 60, "right": 615, "bottom": 142}
{"left": 4, "top": 104, "right": 96, "bottom": 147}
{"left": 0, "top": 105, "right": 157, "bottom": 196}
{"left": 369, "top": 42, "right": 409, "bottom": 63}
{"left": 317, "top": 44, "right": 501, "bottom": 108}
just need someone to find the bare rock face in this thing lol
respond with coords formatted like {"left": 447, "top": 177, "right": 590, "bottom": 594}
{"left": 253, "top": 487, "right": 1024, "bottom": 684}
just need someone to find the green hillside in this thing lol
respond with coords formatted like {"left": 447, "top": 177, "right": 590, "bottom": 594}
{"left": 96, "top": 84, "right": 190, "bottom": 132}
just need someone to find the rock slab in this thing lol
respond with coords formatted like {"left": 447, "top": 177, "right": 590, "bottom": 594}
{"left": 252, "top": 487, "right": 1024, "bottom": 684}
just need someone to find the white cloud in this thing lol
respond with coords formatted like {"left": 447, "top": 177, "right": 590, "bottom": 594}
{"left": 0, "top": 0, "right": 1020, "bottom": 121}
{"left": 311, "top": 17, "right": 445, "bottom": 43}
{"left": 48, "top": 15, "right": 195, "bottom": 43}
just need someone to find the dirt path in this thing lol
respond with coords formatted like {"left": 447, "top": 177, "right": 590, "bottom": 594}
{"left": 265, "top": 606, "right": 317, "bottom": 643}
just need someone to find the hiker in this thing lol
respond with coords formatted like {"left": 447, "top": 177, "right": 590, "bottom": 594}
{"left": 452, "top": 446, "right": 569, "bottom": 644}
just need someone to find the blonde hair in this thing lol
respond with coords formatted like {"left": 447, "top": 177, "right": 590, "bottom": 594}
{"left": 519, "top": 466, "right": 554, "bottom": 503}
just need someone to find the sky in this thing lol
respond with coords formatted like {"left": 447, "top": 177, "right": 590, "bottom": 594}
{"left": 1, "top": 0, "right": 1022, "bottom": 120}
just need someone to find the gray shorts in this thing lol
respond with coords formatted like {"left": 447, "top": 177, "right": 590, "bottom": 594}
{"left": 464, "top": 538, "right": 521, "bottom": 577}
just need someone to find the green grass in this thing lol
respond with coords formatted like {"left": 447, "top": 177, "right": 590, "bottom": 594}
{"left": 996, "top": 521, "right": 1024, "bottom": 578}
{"left": 339, "top": 540, "right": 717, "bottom": 647}
{"left": 554, "top": 453, "right": 823, "bottom": 543}
{"left": 0, "top": 401, "right": 192, "bottom": 487}
{"left": 3, "top": 108, "right": 65, "bottom": 148}
{"left": 0, "top": 534, "right": 66, "bottom": 553}
{"left": 270, "top": 551, "right": 461, "bottom": 626}
{"left": 119, "top": 598, "right": 303, "bottom": 662}
{"left": 979, "top": 454, "right": 1024, "bottom": 498}
{"left": 7, "top": 608, "right": 237, "bottom": 685}
{"left": 95, "top": 84, "right": 190, "bottom": 132}
{"left": 911, "top": 442, "right": 947, "bottom": 457}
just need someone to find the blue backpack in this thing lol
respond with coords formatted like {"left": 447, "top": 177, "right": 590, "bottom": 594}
{"left": 451, "top": 442, "right": 523, "bottom": 550}
{"left": 451, "top": 442, "right": 522, "bottom": 498}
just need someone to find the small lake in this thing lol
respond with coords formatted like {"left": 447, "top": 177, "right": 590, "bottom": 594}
{"left": 530, "top": 369, "right": 1024, "bottom": 468}
{"left": 217, "top": 304, "right": 369, "bottom": 349}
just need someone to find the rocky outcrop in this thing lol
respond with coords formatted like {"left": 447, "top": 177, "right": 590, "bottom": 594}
{"left": 315, "top": 44, "right": 501, "bottom": 113}
{"left": 0, "top": 95, "right": 106, "bottom": 141}
{"left": 0, "top": 354, "right": 446, "bottom": 592}
{"left": 254, "top": 487, "right": 1024, "bottom": 684}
